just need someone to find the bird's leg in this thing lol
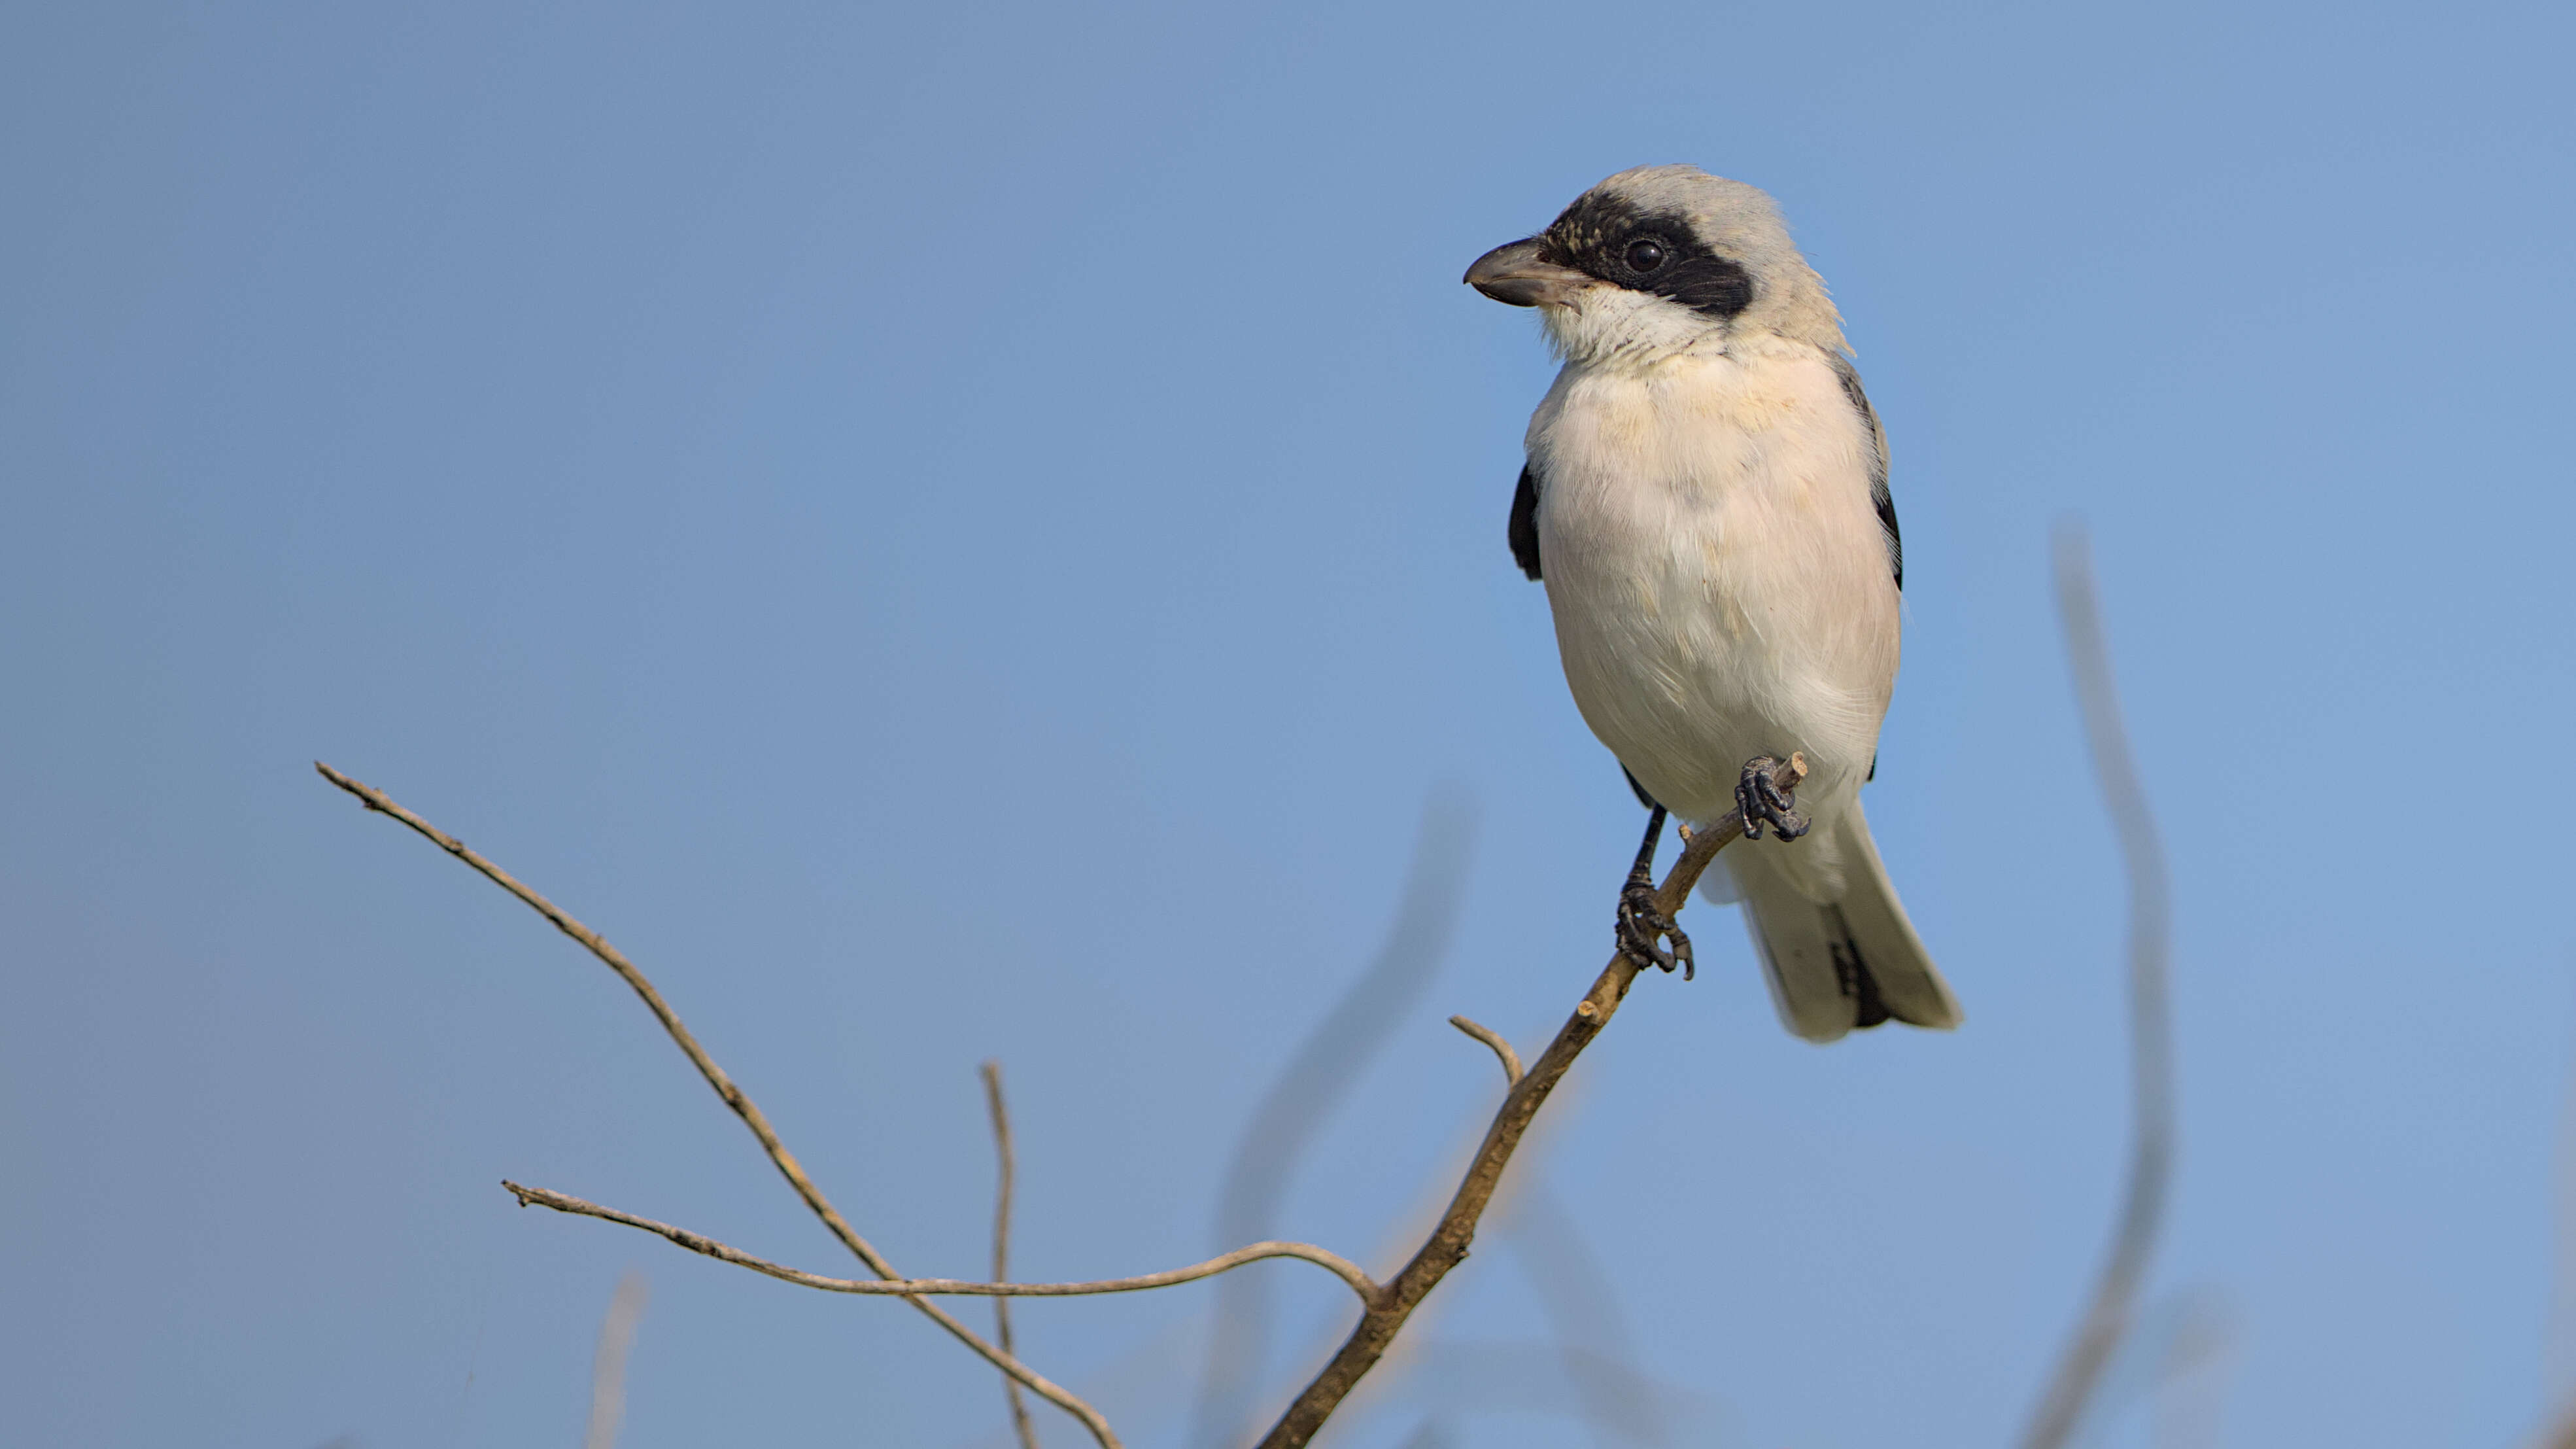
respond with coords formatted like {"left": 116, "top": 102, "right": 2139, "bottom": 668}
{"left": 1736, "top": 754, "right": 1811, "bottom": 841}
{"left": 1615, "top": 803, "right": 1694, "bottom": 979}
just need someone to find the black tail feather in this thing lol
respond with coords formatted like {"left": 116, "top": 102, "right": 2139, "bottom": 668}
{"left": 1828, "top": 908, "right": 1894, "bottom": 1031}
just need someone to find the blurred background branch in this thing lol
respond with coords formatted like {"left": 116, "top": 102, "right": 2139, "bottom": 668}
{"left": 2020, "top": 523, "right": 2179, "bottom": 1449}
{"left": 1191, "top": 786, "right": 1480, "bottom": 1444}
{"left": 1501, "top": 1176, "right": 1670, "bottom": 1446}
{"left": 583, "top": 1270, "right": 649, "bottom": 1449}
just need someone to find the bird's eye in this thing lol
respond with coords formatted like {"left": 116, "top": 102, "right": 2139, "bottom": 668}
{"left": 1624, "top": 237, "right": 1667, "bottom": 273}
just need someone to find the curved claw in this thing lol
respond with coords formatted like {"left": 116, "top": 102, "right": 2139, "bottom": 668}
{"left": 1736, "top": 755, "right": 1811, "bottom": 842}
{"left": 1617, "top": 880, "right": 1694, "bottom": 979}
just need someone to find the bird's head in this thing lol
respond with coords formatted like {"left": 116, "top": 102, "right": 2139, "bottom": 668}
{"left": 1464, "top": 165, "right": 1845, "bottom": 367}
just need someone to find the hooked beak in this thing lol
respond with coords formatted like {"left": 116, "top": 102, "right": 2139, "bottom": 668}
{"left": 1464, "top": 237, "right": 1592, "bottom": 309}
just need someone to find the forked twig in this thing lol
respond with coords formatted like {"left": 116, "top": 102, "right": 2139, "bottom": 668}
{"left": 2016, "top": 527, "right": 2177, "bottom": 1449}
{"left": 502, "top": 1181, "right": 1378, "bottom": 1299}
{"left": 982, "top": 1060, "right": 1039, "bottom": 1449}
{"left": 314, "top": 763, "right": 1120, "bottom": 1448}
{"left": 1249, "top": 756, "right": 1800, "bottom": 1447}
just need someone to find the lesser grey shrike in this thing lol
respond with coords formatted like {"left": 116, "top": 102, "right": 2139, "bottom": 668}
{"left": 1466, "top": 164, "right": 1962, "bottom": 1043}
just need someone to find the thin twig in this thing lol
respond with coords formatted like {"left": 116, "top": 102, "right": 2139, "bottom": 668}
{"left": 2017, "top": 527, "right": 2177, "bottom": 1449}
{"left": 502, "top": 1181, "right": 1380, "bottom": 1300}
{"left": 982, "top": 1060, "right": 1040, "bottom": 1449}
{"left": 1250, "top": 758, "right": 1796, "bottom": 1448}
{"left": 315, "top": 763, "right": 1120, "bottom": 1449}
{"left": 1447, "top": 1016, "right": 1522, "bottom": 1087}
{"left": 584, "top": 1270, "right": 649, "bottom": 1449}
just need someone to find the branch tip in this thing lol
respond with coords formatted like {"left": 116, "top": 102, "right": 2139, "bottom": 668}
{"left": 1447, "top": 1015, "right": 1524, "bottom": 1087}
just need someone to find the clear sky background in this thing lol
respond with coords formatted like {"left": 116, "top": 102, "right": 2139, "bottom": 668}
{"left": 6, "top": 3, "right": 2574, "bottom": 1446}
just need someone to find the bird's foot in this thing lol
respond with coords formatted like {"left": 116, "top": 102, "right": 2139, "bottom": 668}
{"left": 1616, "top": 875, "right": 1694, "bottom": 979}
{"left": 1736, "top": 755, "right": 1811, "bottom": 842}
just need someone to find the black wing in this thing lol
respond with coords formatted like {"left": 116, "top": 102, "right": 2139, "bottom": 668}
{"left": 1828, "top": 355, "right": 1902, "bottom": 590}
{"left": 1507, "top": 463, "right": 1542, "bottom": 581}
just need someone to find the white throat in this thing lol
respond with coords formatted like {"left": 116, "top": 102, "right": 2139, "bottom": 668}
{"left": 1540, "top": 288, "right": 1729, "bottom": 370}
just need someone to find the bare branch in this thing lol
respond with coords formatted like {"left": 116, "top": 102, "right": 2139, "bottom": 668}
{"left": 502, "top": 1181, "right": 1381, "bottom": 1301}
{"left": 1447, "top": 1016, "right": 1522, "bottom": 1088}
{"left": 2016, "top": 525, "right": 2178, "bottom": 1449}
{"left": 982, "top": 1061, "right": 1040, "bottom": 1449}
{"left": 584, "top": 1270, "right": 649, "bottom": 1449}
{"left": 1250, "top": 757, "right": 1798, "bottom": 1448}
{"left": 315, "top": 763, "right": 1120, "bottom": 1449}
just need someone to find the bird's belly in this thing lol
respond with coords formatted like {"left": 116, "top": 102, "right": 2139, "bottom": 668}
{"left": 1546, "top": 536, "right": 1882, "bottom": 822}
{"left": 1533, "top": 366, "right": 1899, "bottom": 826}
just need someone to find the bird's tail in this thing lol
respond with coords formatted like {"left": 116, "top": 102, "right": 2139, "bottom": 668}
{"left": 1715, "top": 801, "right": 1963, "bottom": 1043}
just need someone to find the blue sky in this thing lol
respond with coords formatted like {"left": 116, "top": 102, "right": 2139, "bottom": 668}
{"left": 5, "top": 2, "right": 2574, "bottom": 1446}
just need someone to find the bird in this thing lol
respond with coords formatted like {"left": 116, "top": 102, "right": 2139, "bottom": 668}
{"left": 1464, "top": 164, "right": 1963, "bottom": 1043}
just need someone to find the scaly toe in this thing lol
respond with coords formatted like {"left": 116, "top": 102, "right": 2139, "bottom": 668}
{"left": 1737, "top": 756, "right": 1812, "bottom": 842}
{"left": 1616, "top": 882, "right": 1690, "bottom": 975}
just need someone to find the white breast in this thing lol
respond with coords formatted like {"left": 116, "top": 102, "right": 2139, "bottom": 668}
{"left": 1528, "top": 337, "right": 1900, "bottom": 874}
